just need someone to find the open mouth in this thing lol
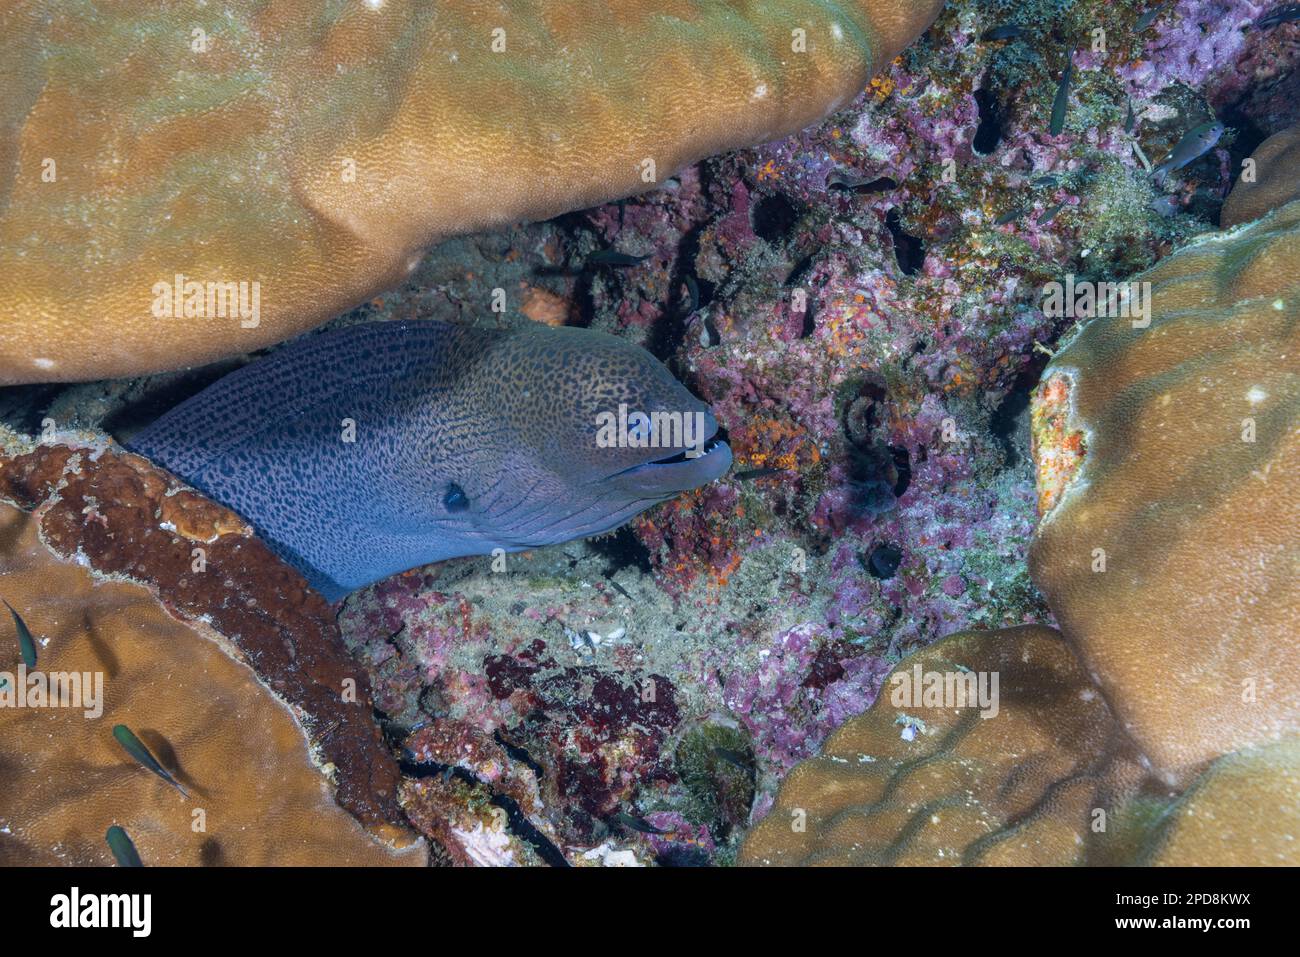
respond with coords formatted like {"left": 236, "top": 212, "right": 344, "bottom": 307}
{"left": 607, "top": 423, "right": 733, "bottom": 494}
{"left": 645, "top": 434, "right": 726, "bottom": 467}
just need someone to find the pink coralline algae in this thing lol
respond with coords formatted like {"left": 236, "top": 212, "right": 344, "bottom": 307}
{"left": 324, "top": 0, "right": 1284, "bottom": 865}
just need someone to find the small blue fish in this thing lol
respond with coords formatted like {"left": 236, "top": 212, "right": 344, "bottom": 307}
{"left": 982, "top": 24, "right": 1026, "bottom": 41}
{"left": 105, "top": 826, "right": 144, "bottom": 867}
{"left": 3, "top": 599, "right": 37, "bottom": 668}
{"left": 1256, "top": 5, "right": 1300, "bottom": 29}
{"left": 714, "top": 746, "right": 756, "bottom": 770}
{"left": 1137, "top": 3, "right": 1172, "bottom": 31}
{"left": 1038, "top": 200, "right": 1069, "bottom": 225}
{"left": 113, "top": 724, "right": 189, "bottom": 798}
{"left": 588, "top": 249, "right": 648, "bottom": 268}
{"left": 1050, "top": 59, "right": 1074, "bottom": 136}
{"left": 1153, "top": 121, "right": 1225, "bottom": 182}
{"left": 613, "top": 811, "right": 666, "bottom": 835}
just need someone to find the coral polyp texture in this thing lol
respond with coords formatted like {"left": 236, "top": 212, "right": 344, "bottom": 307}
{"left": 0, "top": 0, "right": 942, "bottom": 383}
{"left": 1221, "top": 125, "right": 1300, "bottom": 227}
{"left": 1029, "top": 198, "right": 1300, "bottom": 782}
{"left": 2, "top": 0, "right": 1299, "bottom": 871}
{"left": 0, "top": 500, "right": 422, "bottom": 866}
{"left": 738, "top": 626, "right": 1300, "bottom": 866}
{"left": 0, "top": 428, "right": 422, "bottom": 862}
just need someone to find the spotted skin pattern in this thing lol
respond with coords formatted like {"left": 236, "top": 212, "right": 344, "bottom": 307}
{"left": 128, "top": 320, "right": 732, "bottom": 601}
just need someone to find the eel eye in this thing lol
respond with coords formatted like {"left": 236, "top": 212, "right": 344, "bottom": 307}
{"left": 443, "top": 482, "right": 470, "bottom": 512}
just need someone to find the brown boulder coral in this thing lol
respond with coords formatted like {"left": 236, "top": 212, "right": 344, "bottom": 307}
{"left": 1029, "top": 200, "right": 1300, "bottom": 781}
{"left": 0, "top": 0, "right": 943, "bottom": 384}
{"left": 0, "top": 428, "right": 424, "bottom": 864}
{"left": 738, "top": 626, "right": 1300, "bottom": 866}
{"left": 1221, "top": 126, "right": 1300, "bottom": 228}
{"left": 739, "top": 626, "right": 1148, "bottom": 866}
{"left": 0, "top": 502, "right": 422, "bottom": 865}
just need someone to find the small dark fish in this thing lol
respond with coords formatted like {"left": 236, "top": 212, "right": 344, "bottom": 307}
{"left": 1031, "top": 174, "right": 1061, "bottom": 189}
{"left": 995, "top": 206, "right": 1027, "bottom": 226}
{"left": 113, "top": 724, "right": 189, "bottom": 798}
{"left": 733, "top": 466, "right": 782, "bottom": 481}
{"left": 105, "top": 826, "right": 144, "bottom": 867}
{"left": 1136, "top": 3, "right": 1171, "bottom": 31}
{"left": 1257, "top": 5, "right": 1300, "bottom": 29}
{"left": 1050, "top": 59, "right": 1074, "bottom": 136}
{"left": 587, "top": 249, "right": 648, "bottom": 268}
{"left": 684, "top": 274, "right": 700, "bottom": 313}
{"left": 613, "top": 811, "right": 666, "bottom": 835}
{"left": 827, "top": 171, "right": 898, "bottom": 194}
{"left": 981, "top": 24, "right": 1026, "bottom": 41}
{"left": 699, "top": 313, "right": 721, "bottom": 347}
{"left": 605, "top": 576, "right": 634, "bottom": 601}
{"left": 1125, "top": 98, "right": 1136, "bottom": 134}
{"left": 1038, "top": 200, "right": 1068, "bottom": 225}
{"left": 714, "top": 747, "right": 755, "bottom": 770}
{"left": 3, "top": 599, "right": 37, "bottom": 668}
{"left": 1153, "top": 120, "right": 1225, "bottom": 181}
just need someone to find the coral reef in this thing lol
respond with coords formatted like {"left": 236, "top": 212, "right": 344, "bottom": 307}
{"left": 0, "top": 428, "right": 415, "bottom": 846}
{"left": 0, "top": 496, "right": 422, "bottom": 866}
{"left": 738, "top": 625, "right": 1300, "bottom": 866}
{"left": 0, "top": 0, "right": 942, "bottom": 383}
{"left": 1030, "top": 197, "right": 1299, "bottom": 781}
{"left": 2, "top": 0, "right": 1296, "bottom": 867}
{"left": 1221, "top": 124, "right": 1300, "bottom": 226}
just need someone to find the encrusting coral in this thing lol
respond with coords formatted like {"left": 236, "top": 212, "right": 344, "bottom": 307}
{"left": 0, "top": 427, "right": 425, "bottom": 864}
{"left": 739, "top": 625, "right": 1300, "bottom": 866}
{"left": 743, "top": 198, "right": 1300, "bottom": 868}
{"left": 1220, "top": 125, "right": 1300, "bottom": 227}
{"left": 738, "top": 626, "right": 1147, "bottom": 865}
{"left": 0, "top": 0, "right": 943, "bottom": 383}
{"left": 0, "top": 500, "right": 423, "bottom": 866}
{"left": 1030, "top": 197, "right": 1300, "bottom": 782}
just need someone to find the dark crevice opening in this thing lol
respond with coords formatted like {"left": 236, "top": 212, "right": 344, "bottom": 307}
{"left": 751, "top": 192, "right": 801, "bottom": 245}
{"left": 585, "top": 525, "right": 654, "bottom": 576}
{"left": 886, "top": 207, "right": 926, "bottom": 275}
{"left": 400, "top": 758, "right": 570, "bottom": 867}
{"left": 973, "top": 85, "right": 1003, "bottom": 156}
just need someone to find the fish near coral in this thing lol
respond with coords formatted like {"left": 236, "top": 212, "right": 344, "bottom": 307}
{"left": 1151, "top": 120, "right": 1225, "bottom": 183}
{"left": 129, "top": 320, "right": 733, "bottom": 601}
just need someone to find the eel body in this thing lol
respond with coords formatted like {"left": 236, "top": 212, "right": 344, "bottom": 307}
{"left": 129, "top": 320, "right": 731, "bottom": 600}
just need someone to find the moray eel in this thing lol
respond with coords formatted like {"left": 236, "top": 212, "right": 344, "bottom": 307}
{"left": 128, "top": 320, "right": 732, "bottom": 600}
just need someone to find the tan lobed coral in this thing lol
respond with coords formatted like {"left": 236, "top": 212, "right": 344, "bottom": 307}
{"left": 1029, "top": 199, "right": 1300, "bottom": 782}
{"left": 1221, "top": 126, "right": 1300, "bottom": 228}
{"left": 0, "top": 501, "right": 424, "bottom": 866}
{"left": 738, "top": 626, "right": 1300, "bottom": 866}
{"left": 0, "top": 0, "right": 943, "bottom": 384}
{"left": 743, "top": 199, "right": 1300, "bottom": 867}
{"left": 0, "top": 427, "right": 426, "bottom": 864}
{"left": 739, "top": 626, "right": 1146, "bottom": 866}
